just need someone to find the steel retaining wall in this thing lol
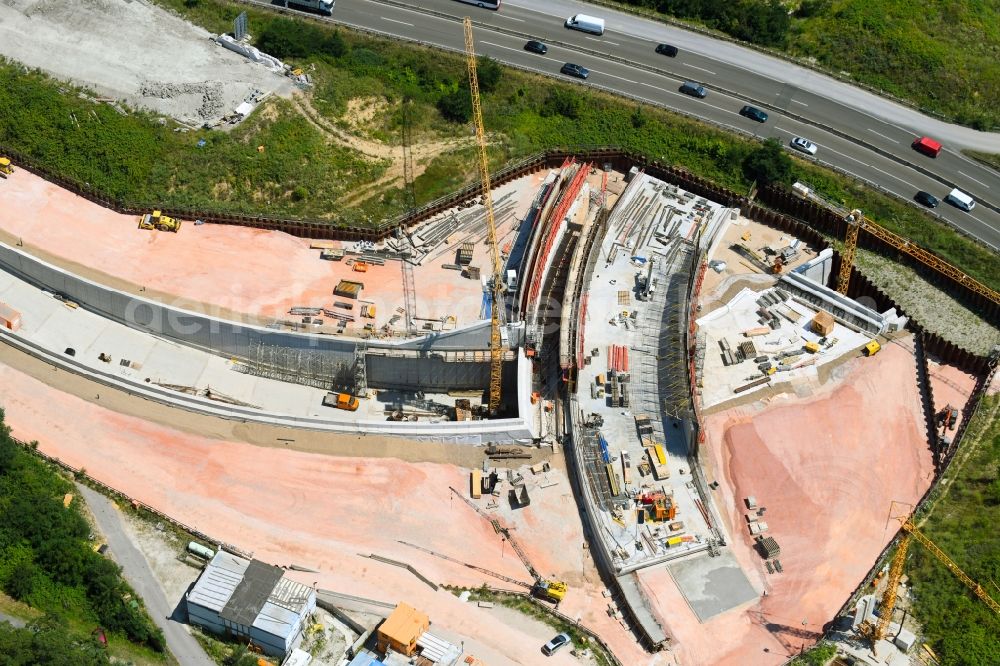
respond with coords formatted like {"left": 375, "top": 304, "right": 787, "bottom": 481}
{"left": 4, "top": 144, "right": 993, "bottom": 332}
{"left": 758, "top": 186, "right": 1000, "bottom": 325}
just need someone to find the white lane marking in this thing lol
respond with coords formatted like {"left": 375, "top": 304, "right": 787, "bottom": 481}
{"left": 593, "top": 70, "right": 636, "bottom": 84}
{"left": 586, "top": 37, "right": 620, "bottom": 46}
{"left": 685, "top": 64, "right": 716, "bottom": 75}
{"left": 791, "top": 99, "right": 809, "bottom": 106}
{"left": 381, "top": 17, "right": 413, "bottom": 27}
{"left": 957, "top": 170, "right": 991, "bottom": 189}
{"left": 823, "top": 145, "right": 919, "bottom": 189}
{"left": 480, "top": 41, "right": 562, "bottom": 63}
{"left": 639, "top": 81, "right": 661, "bottom": 89}
{"left": 503, "top": 16, "right": 524, "bottom": 22}
{"left": 867, "top": 128, "right": 899, "bottom": 143}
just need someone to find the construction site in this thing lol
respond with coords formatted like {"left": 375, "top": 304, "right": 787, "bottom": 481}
{"left": 1, "top": 4, "right": 1000, "bottom": 666}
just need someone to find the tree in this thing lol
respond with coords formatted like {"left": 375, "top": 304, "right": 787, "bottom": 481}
{"left": 0, "top": 620, "right": 110, "bottom": 665}
{"left": 256, "top": 19, "right": 347, "bottom": 61}
{"left": 476, "top": 57, "right": 503, "bottom": 93}
{"left": 742, "top": 138, "right": 793, "bottom": 186}
{"left": 5, "top": 561, "right": 37, "bottom": 601}
{"left": 437, "top": 88, "right": 472, "bottom": 123}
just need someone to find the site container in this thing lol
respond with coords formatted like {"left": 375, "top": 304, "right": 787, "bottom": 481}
{"left": 0, "top": 302, "right": 21, "bottom": 331}
{"left": 188, "top": 541, "right": 215, "bottom": 560}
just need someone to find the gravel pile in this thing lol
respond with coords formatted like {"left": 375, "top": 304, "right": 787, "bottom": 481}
{"left": 857, "top": 250, "right": 1000, "bottom": 355}
{"left": 0, "top": 0, "right": 292, "bottom": 125}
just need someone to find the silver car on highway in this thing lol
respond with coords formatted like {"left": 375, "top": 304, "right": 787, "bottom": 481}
{"left": 790, "top": 137, "right": 818, "bottom": 155}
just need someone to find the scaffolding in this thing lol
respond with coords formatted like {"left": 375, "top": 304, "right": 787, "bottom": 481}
{"left": 354, "top": 339, "right": 368, "bottom": 394}
{"left": 239, "top": 341, "right": 354, "bottom": 390}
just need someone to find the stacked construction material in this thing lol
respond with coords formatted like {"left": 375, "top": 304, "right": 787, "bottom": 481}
{"left": 607, "top": 345, "right": 630, "bottom": 372}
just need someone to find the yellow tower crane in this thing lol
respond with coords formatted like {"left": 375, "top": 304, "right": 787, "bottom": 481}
{"left": 864, "top": 501, "right": 1000, "bottom": 655}
{"left": 835, "top": 209, "right": 863, "bottom": 294}
{"left": 833, "top": 208, "right": 999, "bottom": 305}
{"left": 463, "top": 17, "right": 504, "bottom": 414}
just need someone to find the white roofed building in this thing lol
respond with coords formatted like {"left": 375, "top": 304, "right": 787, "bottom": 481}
{"left": 185, "top": 551, "right": 316, "bottom": 657}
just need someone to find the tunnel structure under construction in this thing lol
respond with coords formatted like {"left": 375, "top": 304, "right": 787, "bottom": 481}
{"left": 0, "top": 154, "right": 725, "bottom": 452}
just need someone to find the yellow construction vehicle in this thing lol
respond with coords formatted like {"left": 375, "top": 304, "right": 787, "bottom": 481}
{"left": 532, "top": 579, "right": 567, "bottom": 603}
{"left": 138, "top": 210, "right": 181, "bottom": 233}
{"left": 804, "top": 341, "right": 820, "bottom": 354}
{"left": 863, "top": 340, "right": 881, "bottom": 357}
{"left": 0, "top": 157, "right": 13, "bottom": 177}
{"left": 323, "top": 392, "right": 359, "bottom": 411}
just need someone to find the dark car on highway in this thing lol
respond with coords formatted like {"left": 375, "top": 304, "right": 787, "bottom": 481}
{"left": 655, "top": 43, "right": 679, "bottom": 57}
{"left": 525, "top": 40, "right": 548, "bottom": 55}
{"left": 560, "top": 62, "right": 589, "bottom": 79}
{"left": 915, "top": 190, "right": 939, "bottom": 208}
{"left": 679, "top": 81, "right": 707, "bottom": 98}
{"left": 740, "top": 105, "right": 768, "bottom": 123}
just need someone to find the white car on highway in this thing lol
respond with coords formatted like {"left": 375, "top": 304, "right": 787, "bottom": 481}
{"left": 790, "top": 137, "right": 818, "bottom": 155}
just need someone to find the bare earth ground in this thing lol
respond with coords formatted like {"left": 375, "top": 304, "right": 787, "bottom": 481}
{"left": 0, "top": 353, "right": 657, "bottom": 666}
{"left": 655, "top": 340, "right": 936, "bottom": 665}
{"left": 0, "top": 168, "right": 540, "bottom": 333}
{"left": 0, "top": 0, "right": 292, "bottom": 126}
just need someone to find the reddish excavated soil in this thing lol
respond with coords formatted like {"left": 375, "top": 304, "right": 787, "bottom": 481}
{"left": 653, "top": 339, "right": 935, "bottom": 665}
{"left": 0, "top": 168, "right": 540, "bottom": 330}
{"left": 0, "top": 357, "right": 656, "bottom": 665}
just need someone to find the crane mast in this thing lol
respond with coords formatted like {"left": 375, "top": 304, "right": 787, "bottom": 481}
{"left": 865, "top": 503, "right": 1000, "bottom": 655}
{"left": 836, "top": 209, "right": 862, "bottom": 294}
{"left": 463, "top": 17, "right": 504, "bottom": 413}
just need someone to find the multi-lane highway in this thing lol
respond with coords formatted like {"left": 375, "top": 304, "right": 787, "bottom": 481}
{"left": 312, "top": 0, "right": 1000, "bottom": 249}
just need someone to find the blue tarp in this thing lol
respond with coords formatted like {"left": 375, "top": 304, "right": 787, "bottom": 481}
{"left": 347, "top": 652, "right": 385, "bottom": 666}
{"left": 598, "top": 434, "right": 611, "bottom": 463}
{"left": 480, "top": 292, "right": 492, "bottom": 320}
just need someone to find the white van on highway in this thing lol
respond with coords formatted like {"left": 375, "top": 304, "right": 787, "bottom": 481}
{"left": 565, "top": 14, "right": 605, "bottom": 35}
{"left": 944, "top": 188, "right": 976, "bottom": 212}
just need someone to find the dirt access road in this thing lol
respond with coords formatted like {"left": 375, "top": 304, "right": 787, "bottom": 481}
{"left": 77, "top": 483, "right": 213, "bottom": 666}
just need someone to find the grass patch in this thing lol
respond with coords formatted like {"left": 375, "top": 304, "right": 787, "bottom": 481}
{"left": 1, "top": 0, "right": 997, "bottom": 291}
{"left": 594, "top": 1, "right": 1000, "bottom": 129}
{"left": 964, "top": 150, "right": 1000, "bottom": 172}
{"left": 788, "top": 0, "right": 1000, "bottom": 130}
{"left": 788, "top": 640, "right": 837, "bottom": 665}
{"left": 907, "top": 395, "right": 1000, "bottom": 665}
{"left": 192, "top": 626, "right": 277, "bottom": 666}
{"left": 446, "top": 585, "right": 616, "bottom": 666}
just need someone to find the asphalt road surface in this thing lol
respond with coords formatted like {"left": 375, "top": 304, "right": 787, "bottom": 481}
{"left": 77, "top": 484, "right": 214, "bottom": 666}
{"left": 303, "top": 0, "right": 1000, "bottom": 250}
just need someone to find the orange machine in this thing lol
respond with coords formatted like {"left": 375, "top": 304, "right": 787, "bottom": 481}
{"left": 640, "top": 491, "right": 676, "bottom": 522}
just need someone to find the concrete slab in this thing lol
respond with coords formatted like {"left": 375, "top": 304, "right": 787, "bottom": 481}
{"left": 573, "top": 172, "right": 732, "bottom": 571}
{"left": 697, "top": 286, "right": 870, "bottom": 409}
{"left": 667, "top": 552, "right": 758, "bottom": 622}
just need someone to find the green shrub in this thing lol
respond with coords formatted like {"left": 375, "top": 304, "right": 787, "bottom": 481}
{"left": 742, "top": 138, "right": 793, "bottom": 186}
{"left": 0, "top": 414, "right": 165, "bottom": 651}
{"left": 255, "top": 18, "right": 347, "bottom": 61}
{"left": 541, "top": 88, "right": 582, "bottom": 119}
{"left": 437, "top": 87, "right": 472, "bottom": 123}
{"left": 476, "top": 56, "right": 503, "bottom": 93}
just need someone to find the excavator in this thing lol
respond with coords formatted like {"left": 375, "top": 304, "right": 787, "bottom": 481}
{"left": 138, "top": 210, "right": 181, "bottom": 232}
{"left": 0, "top": 157, "right": 13, "bottom": 178}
